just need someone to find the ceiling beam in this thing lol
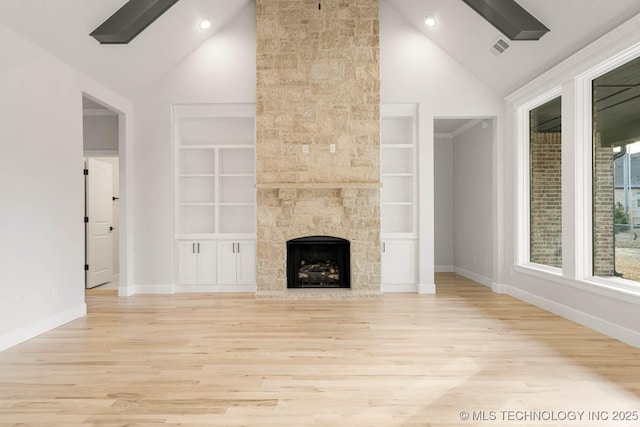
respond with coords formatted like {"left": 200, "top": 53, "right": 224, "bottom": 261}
{"left": 90, "top": 0, "right": 180, "bottom": 44}
{"left": 462, "top": 0, "right": 549, "bottom": 41}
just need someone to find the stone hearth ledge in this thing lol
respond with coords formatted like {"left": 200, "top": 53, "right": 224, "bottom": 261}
{"left": 256, "top": 182, "right": 382, "bottom": 190}
{"left": 255, "top": 288, "right": 384, "bottom": 299}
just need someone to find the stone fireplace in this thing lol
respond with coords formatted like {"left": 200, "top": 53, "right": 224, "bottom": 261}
{"left": 255, "top": 0, "right": 381, "bottom": 295}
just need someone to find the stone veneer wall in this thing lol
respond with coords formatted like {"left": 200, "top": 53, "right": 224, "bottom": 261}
{"left": 255, "top": 0, "right": 381, "bottom": 292}
{"left": 530, "top": 132, "right": 562, "bottom": 267}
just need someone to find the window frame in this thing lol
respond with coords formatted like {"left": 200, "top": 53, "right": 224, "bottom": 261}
{"left": 506, "top": 15, "right": 640, "bottom": 311}
{"left": 516, "top": 87, "right": 563, "bottom": 274}
{"left": 576, "top": 44, "right": 640, "bottom": 293}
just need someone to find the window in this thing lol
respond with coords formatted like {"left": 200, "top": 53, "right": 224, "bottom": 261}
{"left": 593, "top": 56, "right": 640, "bottom": 283}
{"left": 529, "top": 97, "right": 562, "bottom": 268}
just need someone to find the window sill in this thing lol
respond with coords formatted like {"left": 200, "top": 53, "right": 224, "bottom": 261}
{"left": 586, "top": 275, "right": 640, "bottom": 298}
{"left": 512, "top": 263, "right": 566, "bottom": 288}
{"left": 513, "top": 264, "right": 640, "bottom": 305}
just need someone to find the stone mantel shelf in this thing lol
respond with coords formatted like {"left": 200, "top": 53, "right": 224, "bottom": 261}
{"left": 256, "top": 182, "right": 382, "bottom": 190}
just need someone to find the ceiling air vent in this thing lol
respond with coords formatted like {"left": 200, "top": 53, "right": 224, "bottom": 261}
{"left": 489, "top": 37, "right": 510, "bottom": 56}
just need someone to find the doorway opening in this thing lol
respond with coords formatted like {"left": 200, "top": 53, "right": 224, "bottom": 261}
{"left": 433, "top": 118, "right": 494, "bottom": 286}
{"left": 82, "top": 95, "right": 122, "bottom": 293}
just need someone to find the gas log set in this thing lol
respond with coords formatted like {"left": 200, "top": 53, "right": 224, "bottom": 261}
{"left": 297, "top": 259, "right": 340, "bottom": 287}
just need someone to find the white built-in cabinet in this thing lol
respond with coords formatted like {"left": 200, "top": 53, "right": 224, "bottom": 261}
{"left": 174, "top": 104, "right": 256, "bottom": 292}
{"left": 381, "top": 104, "right": 418, "bottom": 291}
{"left": 381, "top": 240, "right": 416, "bottom": 285}
{"left": 217, "top": 240, "right": 256, "bottom": 285}
{"left": 177, "top": 240, "right": 216, "bottom": 285}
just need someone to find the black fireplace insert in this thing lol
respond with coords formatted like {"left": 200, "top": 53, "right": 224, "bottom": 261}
{"left": 286, "top": 236, "right": 350, "bottom": 288}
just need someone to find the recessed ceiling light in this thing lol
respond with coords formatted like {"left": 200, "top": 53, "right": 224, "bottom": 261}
{"left": 424, "top": 15, "right": 437, "bottom": 28}
{"left": 199, "top": 19, "right": 211, "bottom": 30}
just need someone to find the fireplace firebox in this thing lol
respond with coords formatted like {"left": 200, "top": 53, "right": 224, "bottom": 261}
{"left": 287, "top": 236, "right": 350, "bottom": 288}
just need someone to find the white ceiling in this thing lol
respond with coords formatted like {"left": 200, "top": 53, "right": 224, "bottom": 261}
{"left": 387, "top": 0, "right": 640, "bottom": 96}
{"left": 434, "top": 119, "right": 474, "bottom": 135}
{"left": 0, "top": 0, "right": 251, "bottom": 98}
{"left": 1, "top": 0, "right": 639, "bottom": 98}
{"left": 82, "top": 97, "right": 109, "bottom": 110}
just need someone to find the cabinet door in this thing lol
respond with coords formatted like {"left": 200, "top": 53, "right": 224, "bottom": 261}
{"left": 217, "top": 241, "right": 237, "bottom": 284}
{"left": 381, "top": 240, "right": 416, "bottom": 284}
{"left": 235, "top": 240, "right": 256, "bottom": 285}
{"left": 178, "top": 241, "right": 198, "bottom": 285}
{"left": 196, "top": 241, "right": 217, "bottom": 285}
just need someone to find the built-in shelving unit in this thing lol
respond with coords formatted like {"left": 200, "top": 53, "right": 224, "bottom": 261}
{"left": 174, "top": 104, "right": 256, "bottom": 291}
{"left": 381, "top": 109, "right": 417, "bottom": 236}
{"left": 381, "top": 104, "right": 418, "bottom": 290}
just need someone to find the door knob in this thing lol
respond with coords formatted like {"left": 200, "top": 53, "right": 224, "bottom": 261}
{"left": 109, "top": 226, "right": 115, "bottom": 231}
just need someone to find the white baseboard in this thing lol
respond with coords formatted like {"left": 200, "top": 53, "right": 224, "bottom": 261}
{"left": 435, "top": 265, "right": 454, "bottom": 273}
{"left": 0, "top": 303, "right": 87, "bottom": 352}
{"left": 118, "top": 285, "right": 135, "bottom": 297}
{"left": 491, "top": 282, "right": 509, "bottom": 294}
{"left": 133, "top": 284, "right": 260, "bottom": 294}
{"left": 134, "top": 284, "right": 174, "bottom": 294}
{"left": 175, "top": 284, "right": 257, "bottom": 293}
{"left": 506, "top": 285, "right": 640, "bottom": 349}
{"left": 418, "top": 283, "right": 436, "bottom": 294}
{"left": 454, "top": 267, "right": 492, "bottom": 287}
{"left": 381, "top": 283, "right": 418, "bottom": 293}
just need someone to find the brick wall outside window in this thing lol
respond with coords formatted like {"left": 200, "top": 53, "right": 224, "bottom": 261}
{"left": 593, "top": 133, "right": 615, "bottom": 276}
{"left": 530, "top": 131, "right": 562, "bottom": 268}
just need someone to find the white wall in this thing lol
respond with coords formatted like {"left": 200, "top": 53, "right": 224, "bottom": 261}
{"left": 380, "top": 0, "right": 503, "bottom": 292}
{"left": 453, "top": 122, "right": 493, "bottom": 285}
{"left": 0, "top": 23, "right": 133, "bottom": 350}
{"left": 131, "top": 3, "right": 256, "bottom": 291}
{"left": 0, "top": 24, "right": 86, "bottom": 350}
{"left": 434, "top": 136, "right": 454, "bottom": 270}
{"left": 501, "top": 14, "right": 640, "bottom": 347}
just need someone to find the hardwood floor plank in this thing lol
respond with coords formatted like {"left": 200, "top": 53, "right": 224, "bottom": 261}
{"left": 0, "top": 274, "right": 639, "bottom": 426}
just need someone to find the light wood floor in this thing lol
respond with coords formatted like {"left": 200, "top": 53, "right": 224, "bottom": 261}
{"left": 1, "top": 274, "right": 639, "bottom": 426}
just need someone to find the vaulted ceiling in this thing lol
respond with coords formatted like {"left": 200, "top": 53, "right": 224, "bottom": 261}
{"left": 390, "top": 0, "right": 640, "bottom": 95}
{"left": 0, "top": 0, "right": 252, "bottom": 97}
{"left": 1, "top": 0, "right": 639, "bottom": 98}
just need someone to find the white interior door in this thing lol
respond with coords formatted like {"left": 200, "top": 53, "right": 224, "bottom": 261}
{"left": 86, "top": 158, "right": 113, "bottom": 288}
